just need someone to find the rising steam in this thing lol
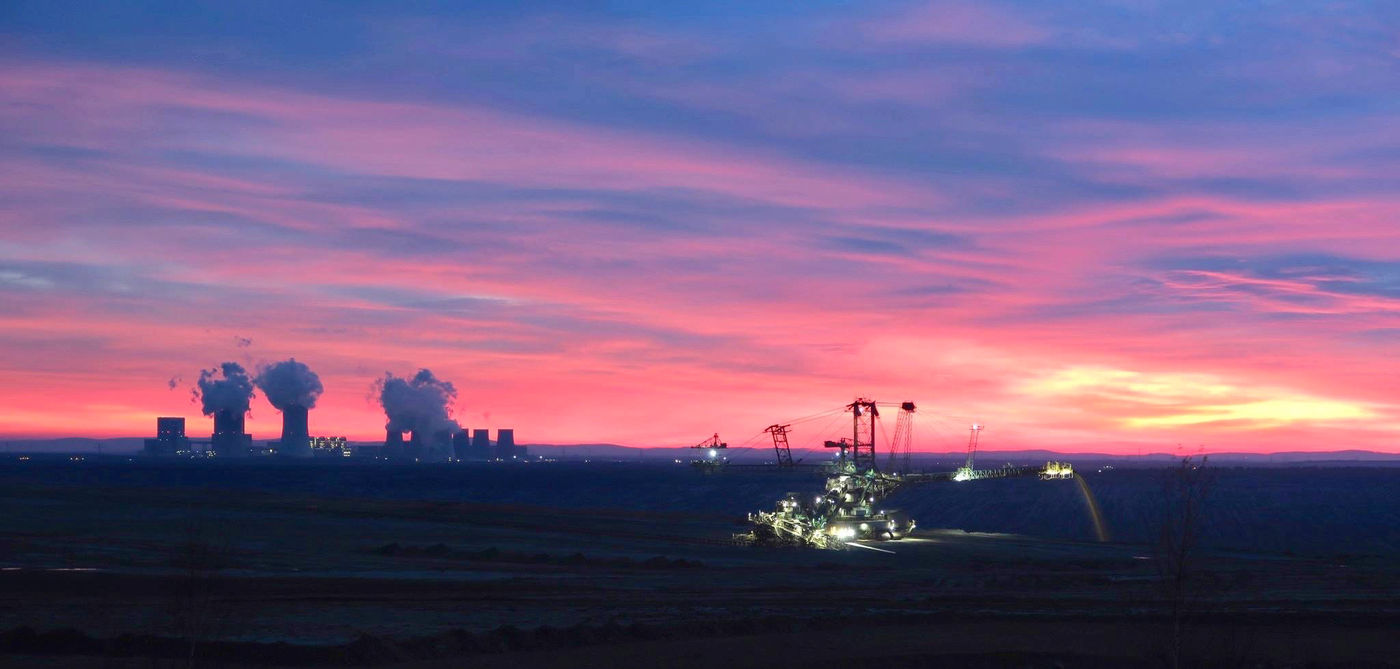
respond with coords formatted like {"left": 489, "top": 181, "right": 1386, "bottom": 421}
{"left": 374, "top": 369, "right": 460, "bottom": 459}
{"left": 196, "top": 362, "right": 255, "bottom": 417}
{"left": 254, "top": 358, "right": 324, "bottom": 410}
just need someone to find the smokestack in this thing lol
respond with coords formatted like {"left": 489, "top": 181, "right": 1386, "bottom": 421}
{"left": 254, "top": 359, "right": 322, "bottom": 458}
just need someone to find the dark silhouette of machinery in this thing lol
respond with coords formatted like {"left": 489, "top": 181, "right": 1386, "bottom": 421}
{"left": 690, "top": 433, "right": 728, "bottom": 470}
{"left": 886, "top": 402, "right": 916, "bottom": 473}
{"left": 744, "top": 398, "right": 1075, "bottom": 549}
{"left": 765, "top": 424, "right": 793, "bottom": 467}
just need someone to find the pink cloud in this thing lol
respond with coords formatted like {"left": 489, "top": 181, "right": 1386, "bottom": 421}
{"left": 1159, "top": 270, "right": 1400, "bottom": 316}
{"left": 847, "top": 1, "right": 1050, "bottom": 49}
{"left": 0, "top": 63, "right": 943, "bottom": 213}
{"left": 1046, "top": 117, "right": 1400, "bottom": 182}
{"left": 2, "top": 60, "right": 1399, "bottom": 454}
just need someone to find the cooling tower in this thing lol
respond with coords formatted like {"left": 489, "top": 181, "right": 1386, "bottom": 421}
{"left": 385, "top": 429, "right": 406, "bottom": 459}
{"left": 426, "top": 428, "right": 453, "bottom": 462}
{"left": 452, "top": 429, "right": 470, "bottom": 460}
{"left": 494, "top": 429, "right": 517, "bottom": 459}
{"left": 276, "top": 404, "right": 312, "bottom": 457}
{"left": 471, "top": 429, "right": 491, "bottom": 459}
{"left": 213, "top": 408, "right": 243, "bottom": 435}
{"left": 211, "top": 408, "right": 251, "bottom": 457}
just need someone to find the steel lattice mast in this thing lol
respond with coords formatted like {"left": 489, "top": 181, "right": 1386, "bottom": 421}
{"left": 765, "top": 424, "right": 794, "bottom": 467}
{"left": 886, "top": 401, "right": 916, "bottom": 473}
{"left": 847, "top": 398, "right": 879, "bottom": 471}
{"left": 965, "top": 423, "right": 983, "bottom": 471}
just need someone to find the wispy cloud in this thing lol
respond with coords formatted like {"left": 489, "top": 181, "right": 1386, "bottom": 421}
{"left": 841, "top": 1, "right": 1050, "bottom": 49}
{"left": 0, "top": 2, "right": 1396, "bottom": 450}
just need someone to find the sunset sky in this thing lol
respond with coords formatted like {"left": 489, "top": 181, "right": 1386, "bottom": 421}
{"left": 2, "top": 1, "right": 1397, "bottom": 453}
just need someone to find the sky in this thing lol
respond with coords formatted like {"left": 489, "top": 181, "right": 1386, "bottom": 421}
{"left": 1, "top": 1, "right": 1398, "bottom": 454}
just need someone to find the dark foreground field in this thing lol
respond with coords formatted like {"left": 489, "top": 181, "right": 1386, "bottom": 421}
{"left": 0, "top": 459, "right": 1396, "bottom": 667}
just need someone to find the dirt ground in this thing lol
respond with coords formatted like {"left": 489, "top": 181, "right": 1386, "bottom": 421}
{"left": 2, "top": 477, "right": 1397, "bottom": 667}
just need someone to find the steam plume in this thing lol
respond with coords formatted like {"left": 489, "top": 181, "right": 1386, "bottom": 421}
{"left": 196, "top": 362, "right": 255, "bottom": 417}
{"left": 254, "top": 358, "right": 324, "bottom": 410}
{"left": 374, "top": 369, "right": 460, "bottom": 460}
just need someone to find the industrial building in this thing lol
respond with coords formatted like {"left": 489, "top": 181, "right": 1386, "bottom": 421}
{"left": 310, "top": 436, "right": 349, "bottom": 457}
{"left": 143, "top": 417, "right": 190, "bottom": 456}
{"left": 211, "top": 408, "right": 252, "bottom": 457}
{"left": 140, "top": 413, "right": 523, "bottom": 463}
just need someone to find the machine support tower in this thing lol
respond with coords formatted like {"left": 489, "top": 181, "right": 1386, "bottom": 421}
{"left": 886, "top": 402, "right": 916, "bottom": 473}
{"left": 847, "top": 398, "right": 879, "bottom": 471}
{"left": 765, "top": 424, "right": 794, "bottom": 467}
{"left": 965, "top": 423, "right": 983, "bottom": 471}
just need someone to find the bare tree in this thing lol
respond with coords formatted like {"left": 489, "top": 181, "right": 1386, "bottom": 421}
{"left": 166, "top": 507, "right": 234, "bottom": 668}
{"left": 1156, "top": 456, "right": 1213, "bottom": 669}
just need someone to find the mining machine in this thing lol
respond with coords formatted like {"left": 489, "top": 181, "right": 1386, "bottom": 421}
{"left": 744, "top": 399, "right": 1075, "bottom": 549}
{"left": 689, "top": 433, "right": 728, "bottom": 472}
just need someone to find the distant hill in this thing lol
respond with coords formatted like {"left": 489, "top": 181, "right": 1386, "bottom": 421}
{"left": 4, "top": 438, "right": 1397, "bottom": 465}
{"left": 0, "top": 437, "right": 146, "bottom": 454}
{"left": 523, "top": 444, "right": 1400, "bottom": 465}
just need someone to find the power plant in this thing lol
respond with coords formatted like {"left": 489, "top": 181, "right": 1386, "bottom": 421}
{"left": 144, "top": 415, "right": 526, "bottom": 463}
{"left": 143, "top": 361, "right": 526, "bottom": 463}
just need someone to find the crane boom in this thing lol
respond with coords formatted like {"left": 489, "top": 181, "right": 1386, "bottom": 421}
{"left": 765, "top": 424, "right": 794, "bottom": 467}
